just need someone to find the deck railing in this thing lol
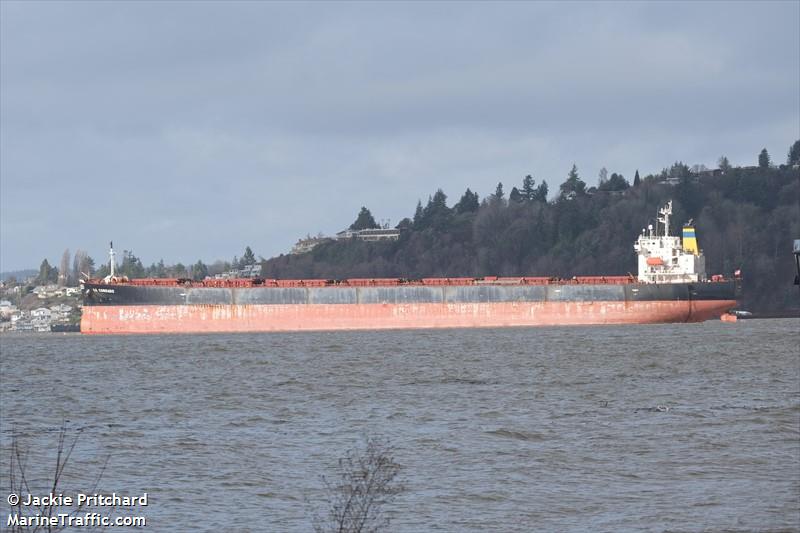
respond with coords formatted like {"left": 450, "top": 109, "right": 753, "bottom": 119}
{"left": 104, "top": 275, "right": 643, "bottom": 289}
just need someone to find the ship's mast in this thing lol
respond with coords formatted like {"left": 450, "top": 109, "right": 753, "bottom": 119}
{"left": 109, "top": 241, "right": 116, "bottom": 278}
{"left": 658, "top": 200, "right": 673, "bottom": 237}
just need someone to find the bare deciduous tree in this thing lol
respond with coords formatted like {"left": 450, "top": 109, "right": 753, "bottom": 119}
{"left": 7, "top": 422, "right": 108, "bottom": 533}
{"left": 72, "top": 250, "right": 90, "bottom": 283}
{"left": 313, "top": 438, "right": 403, "bottom": 533}
{"left": 58, "top": 249, "right": 70, "bottom": 287}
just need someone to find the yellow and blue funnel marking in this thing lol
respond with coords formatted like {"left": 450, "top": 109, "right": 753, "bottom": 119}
{"left": 683, "top": 225, "right": 699, "bottom": 255}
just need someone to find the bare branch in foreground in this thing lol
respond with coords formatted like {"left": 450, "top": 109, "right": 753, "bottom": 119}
{"left": 313, "top": 437, "right": 404, "bottom": 533}
{"left": 6, "top": 422, "right": 109, "bottom": 533}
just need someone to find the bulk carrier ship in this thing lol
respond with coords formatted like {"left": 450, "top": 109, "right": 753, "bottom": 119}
{"left": 80, "top": 201, "right": 738, "bottom": 334}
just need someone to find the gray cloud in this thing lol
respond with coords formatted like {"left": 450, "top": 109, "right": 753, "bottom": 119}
{"left": 2, "top": 1, "right": 798, "bottom": 271}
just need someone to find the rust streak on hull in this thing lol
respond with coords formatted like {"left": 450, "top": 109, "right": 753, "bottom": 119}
{"left": 81, "top": 300, "right": 737, "bottom": 334}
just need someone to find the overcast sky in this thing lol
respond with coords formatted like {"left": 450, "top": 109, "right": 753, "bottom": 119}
{"left": 2, "top": 1, "right": 798, "bottom": 272}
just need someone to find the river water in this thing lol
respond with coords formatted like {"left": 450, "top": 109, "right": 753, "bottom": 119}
{"left": 1, "top": 319, "right": 798, "bottom": 532}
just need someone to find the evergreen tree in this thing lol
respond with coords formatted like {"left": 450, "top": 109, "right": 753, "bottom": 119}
{"left": 242, "top": 246, "right": 257, "bottom": 265}
{"left": 120, "top": 250, "right": 145, "bottom": 278}
{"left": 173, "top": 263, "right": 188, "bottom": 277}
{"left": 413, "top": 200, "right": 424, "bottom": 226}
{"left": 509, "top": 186, "right": 523, "bottom": 203}
{"left": 533, "top": 181, "right": 549, "bottom": 202}
{"left": 147, "top": 259, "right": 167, "bottom": 278}
{"left": 454, "top": 188, "right": 480, "bottom": 214}
{"left": 664, "top": 161, "right": 691, "bottom": 180}
{"left": 95, "top": 264, "right": 110, "bottom": 279}
{"left": 718, "top": 156, "right": 731, "bottom": 172}
{"left": 522, "top": 175, "right": 536, "bottom": 201}
{"left": 758, "top": 148, "right": 771, "bottom": 169}
{"left": 421, "top": 189, "right": 452, "bottom": 229}
{"left": 787, "top": 140, "right": 800, "bottom": 166}
{"left": 413, "top": 195, "right": 432, "bottom": 229}
{"left": 598, "top": 173, "right": 629, "bottom": 192}
{"left": 421, "top": 195, "right": 433, "bottom": 220}
{"left": 633, "top": 170, "right": 641, "bottom": 186}
{"left": 493, "top": 182, "right": 505, "bottom": 201}
{"left": 430, "top": 189, "right": 448, "bottom": 210}
{"left": 191, "top": 260, "right": 209, "bottom": 281}
{"left": 350, "top": 206, "right": 379, "bottom": 230}
{"left": 559, "top": 164, "right": 586, "bottom": 198}
{"left": 37, "top": 259, "right": 53, "bottom": 285}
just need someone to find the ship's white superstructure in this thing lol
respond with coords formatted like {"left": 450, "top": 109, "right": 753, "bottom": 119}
{"left": 634, "top": 201, "right": 706, "bottom": 284}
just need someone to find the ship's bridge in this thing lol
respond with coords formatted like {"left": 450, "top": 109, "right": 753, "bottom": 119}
{"left": 634, "top": 200, "right": 706, "bottom": 284}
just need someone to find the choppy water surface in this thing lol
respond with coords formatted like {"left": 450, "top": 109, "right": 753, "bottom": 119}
{"left": 1, "top": 320, "right": 798, "bottom": 532}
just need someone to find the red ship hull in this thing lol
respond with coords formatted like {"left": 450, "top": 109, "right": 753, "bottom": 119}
{"left": 81, "top": 299, "right": 736, "bottom": 334}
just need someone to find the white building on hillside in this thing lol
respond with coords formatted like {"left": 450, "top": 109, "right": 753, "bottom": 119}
{"left": 335, "top": 228, "right": 401, "bottom": 242}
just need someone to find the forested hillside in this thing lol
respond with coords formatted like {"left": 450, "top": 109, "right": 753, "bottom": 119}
{"left": 262, "top": 159, "right": 800, "bottom": 313}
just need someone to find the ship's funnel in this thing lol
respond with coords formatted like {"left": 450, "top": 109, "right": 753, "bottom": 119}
{"left": 682, "top": 225, "right": 699, "bottom": 255}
